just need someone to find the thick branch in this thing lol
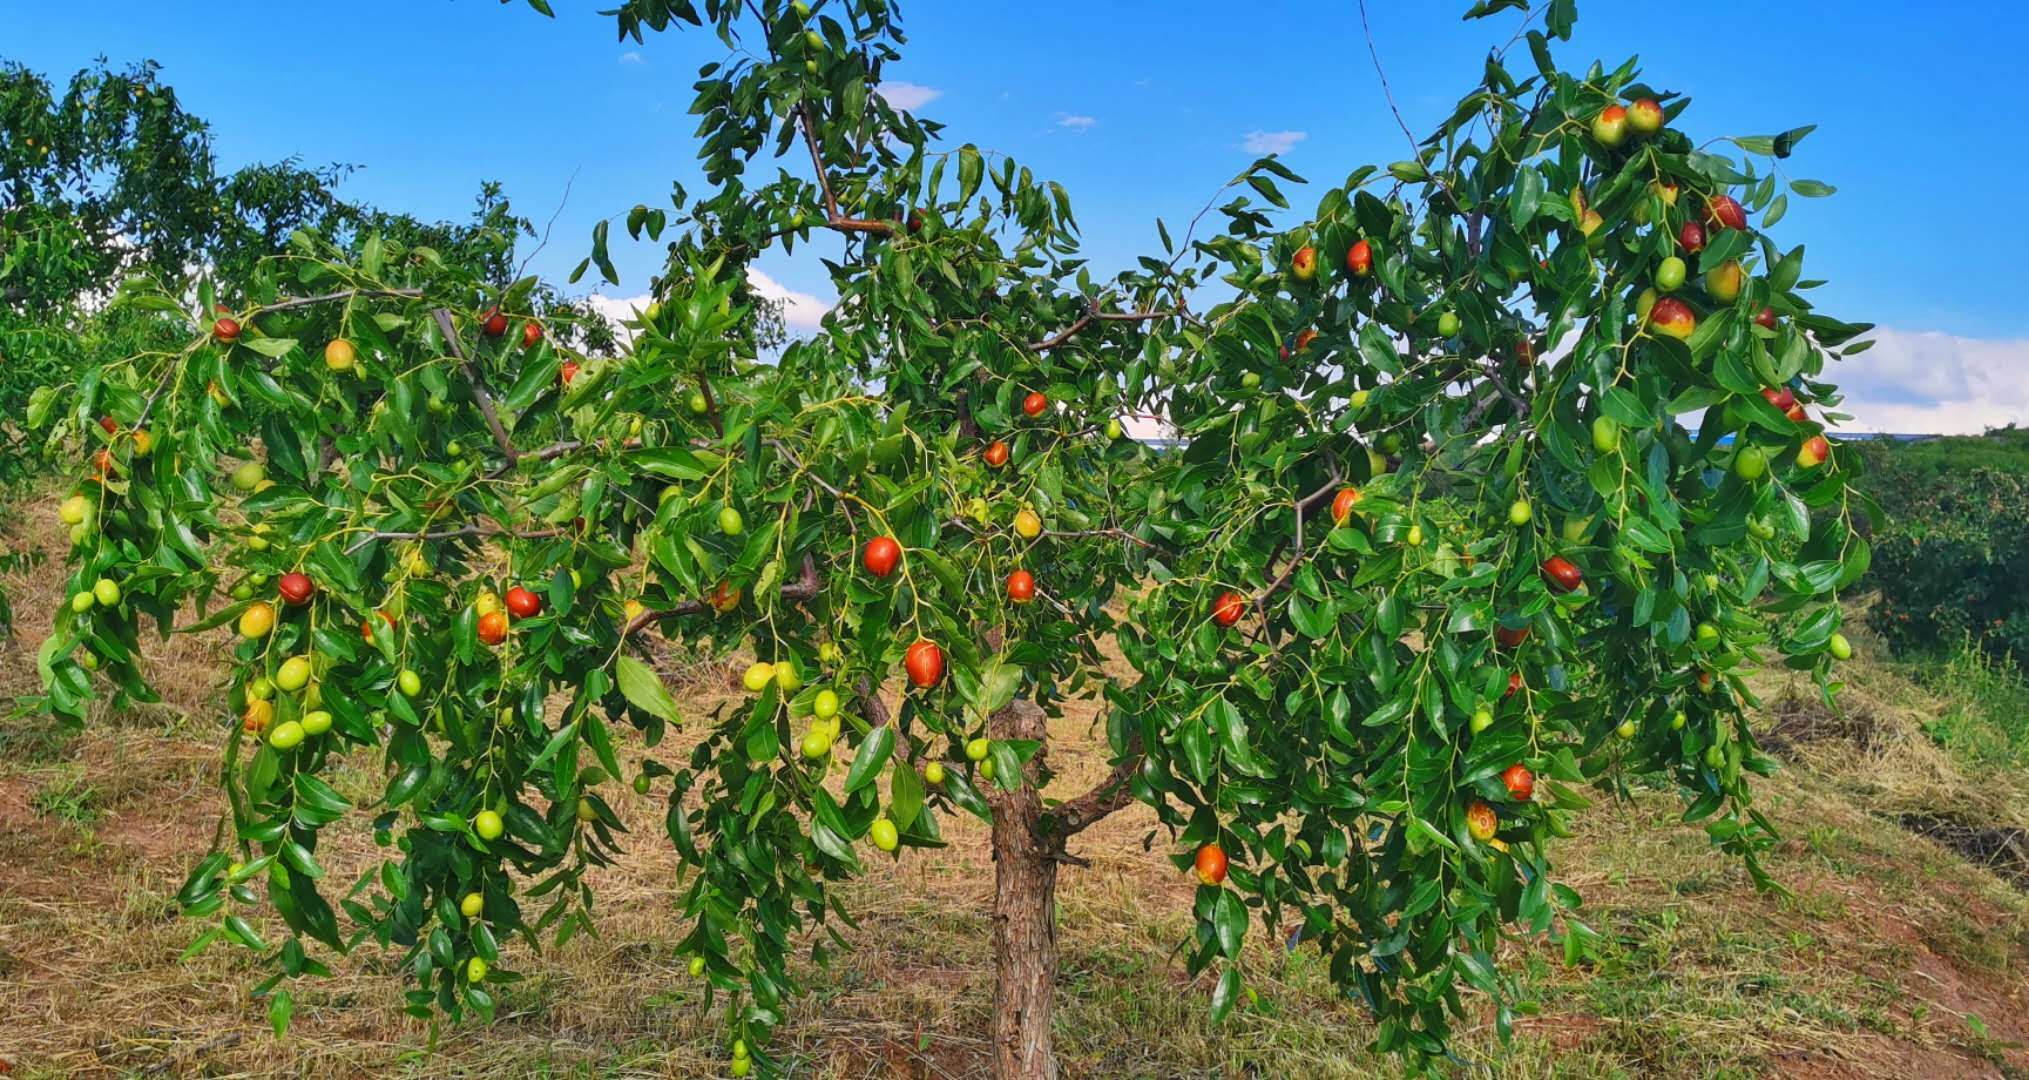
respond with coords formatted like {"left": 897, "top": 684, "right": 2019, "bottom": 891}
{"left": 1458, "top": 379, "right": 1509, "bottom": 430}
{"left": 432, "top": 308, "right": 517, "bottom": 463}
{"left": 853, "top": 674, "right": 894, "bottom": 731}
{"left": 1051, "top": 730, "right": 1143, "bottom": 837}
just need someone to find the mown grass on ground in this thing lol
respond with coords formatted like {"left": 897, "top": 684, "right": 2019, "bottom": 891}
{"left": 1, "top": 494, "right": 2026, "bottom": 1078}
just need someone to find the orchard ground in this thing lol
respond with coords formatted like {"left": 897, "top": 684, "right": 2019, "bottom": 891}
{"left": 1, "top": 491, "right": 2025, "bottom": 1079}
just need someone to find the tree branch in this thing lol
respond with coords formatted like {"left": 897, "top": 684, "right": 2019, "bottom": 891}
{"left": 1051, "top": 729, "right": 1143, "bottom": 837}
{"left": 1253, "top": 471, "right": 1343, "bottom": 612}
{"left": 1027, "top": 301, "right": 1180, "bottom": 353}
{"left": 260, "top": 287, "right": 423, "bottom": 315}
{"left": 344, "top": 522, "right": 564, "bottom": 556}
{"left": 795, "top": 104, "right": 896, "bottom": 238}
{"left": 432, "top": 308, "right": 516, "bottom": 463}
{"left": 1469, "top": 360, "right": 1531, "bottom": 419}
{"left": 622, "top": 552, "right": 822, "bottom": 635}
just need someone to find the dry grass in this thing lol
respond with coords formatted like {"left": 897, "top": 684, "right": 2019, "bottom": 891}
{"left": 2, "top": 495, "right": 2027, "bottom": 1078}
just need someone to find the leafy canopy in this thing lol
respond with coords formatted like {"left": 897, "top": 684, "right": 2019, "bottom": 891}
{"left": 36, "top": 0, "right": 1869, "bottom": 1068}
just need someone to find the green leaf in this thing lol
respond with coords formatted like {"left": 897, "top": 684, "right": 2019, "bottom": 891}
{"left": 889, "top": 758, "right": 924, "bottom": 830}
{"left": 1545, "top": 0, "right": 1577, "bottom": 38}
{"left": 1599, "top": 386, "right": 1652, "bottom": 428}
{"left": 958, "top": 144, "right": 984, "bottom": 206}
{"left": 1508, "top": 166, "right": 1544, "bottom": 228}
{"left": 1789, "top": 179, "right": 1836, "bottom": 198}
{"left": 242, "top": 337, "right": 298, "bottom": 359}
{"left": 1210, "top": 967, "right": 1240, "bottom": 1021}
{"left": 1358, "top": 322, "right": 1403, "bottom": 375}
{"left": 1769, "top": 245, "right": 1804, "bottom": 293}
{"left": 268, "top": 988, "right": 294, "bottom": 1037}
{"left": 844, "top": 725, "right": 895, "bottom": 795}
{"left": 616, "top": 656, "right": 681, "bottom": 724}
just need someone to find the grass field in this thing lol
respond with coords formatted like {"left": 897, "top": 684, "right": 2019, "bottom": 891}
{"left": 2, "top": 495, "right": 2026, "bottom": 1079}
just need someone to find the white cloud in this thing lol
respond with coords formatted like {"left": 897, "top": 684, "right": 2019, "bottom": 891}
{"left": 1055, "top": 113, "right": 1097, "bottom": 133}
{"left": 745, "top": 268, "right": 830, "bottom": 334}
{"left": 876, "top": 81, "right": 942, "bottom": 111}
{"left": 1242, "top": 130, "right": 1308, "bottom": 155}
{"left": 618, "top": 51, "right": 642, "bottom": 64}
{"left": 1829, "top": 328, "right": 2029, "bottom": 435}
{"left": 584, "top": 293, "right": 651, "bottom": 348}
{"left": 581, "top": 269, "right": 829, "bottom": 348}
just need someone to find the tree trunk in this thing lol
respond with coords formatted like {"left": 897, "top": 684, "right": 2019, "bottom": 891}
{"left": 988, "top": 701, "right": 1058, "bottom": 1080}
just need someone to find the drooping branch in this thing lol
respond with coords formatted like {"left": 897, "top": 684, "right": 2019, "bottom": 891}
{"left": 432, "top": 308, "right": 517, "bottom": 463}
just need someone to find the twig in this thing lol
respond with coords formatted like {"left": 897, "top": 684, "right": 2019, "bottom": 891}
{"left": 765, "top": 439, "right": 847, "bottom": 501}
{"left": 433, "top": 308, "right": 517, "bottom": 462}
{"left": 516, "top": 166, "right": 580, "bottom": 281}
{"left": 1047, "top": 527, "right": 1157, "bottom": 550}
{"left": 138, "top": 1030, "right": 242, "bottom": 1075}
{"left": 1357, "top": 0, "right": 1422, "bottom": 158}
{"left": 697, "top": 374, "right": 725, "bottom": 439}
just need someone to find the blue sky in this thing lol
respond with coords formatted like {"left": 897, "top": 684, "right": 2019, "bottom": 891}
{"left": 9, "top": 1, "right": 2027, "bottom": 432}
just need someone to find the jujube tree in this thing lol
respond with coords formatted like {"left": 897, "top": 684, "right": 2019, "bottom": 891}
{"left": 34, "top": 1, "right": 1872, "bottom": 1076}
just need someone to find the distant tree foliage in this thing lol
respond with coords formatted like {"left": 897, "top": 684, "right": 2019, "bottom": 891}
{"left": 1858, "top": 427, "right": 2029, "bottom": 660}
{"left": 1, "top": 57, "right": 637, "bottom": 495}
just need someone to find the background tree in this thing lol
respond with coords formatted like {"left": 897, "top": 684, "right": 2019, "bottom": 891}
{"left": 1853, "top": 427, "right": 2029, "bottom": 660}
{"left": 34, "top": 1, "right": 1869, "bottom": 1077}
{"left": 0, "top": 58, "right": 626, "bottom": 481}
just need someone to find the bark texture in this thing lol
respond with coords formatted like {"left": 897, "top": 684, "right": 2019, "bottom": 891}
{"left": 988, "top": 701, "right": 1058, "bottom": 1080}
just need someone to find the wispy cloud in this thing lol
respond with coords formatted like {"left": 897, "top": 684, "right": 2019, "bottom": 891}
{"left": 618, "top": 51, "right": 643, "bottom": 64}
{"left": 1055, "top": 113, "right": 1097, "bottom": 133}
{"left": 1242, "top": 130, "right": 1308, "bottom": 155}
{"left": 876, "top": 81, "right": 942, "bottom": 111}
